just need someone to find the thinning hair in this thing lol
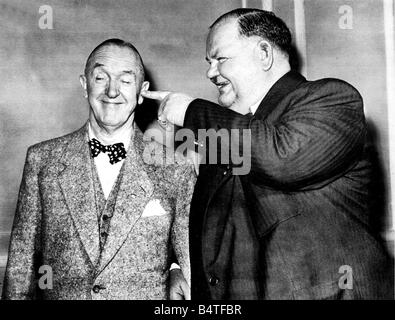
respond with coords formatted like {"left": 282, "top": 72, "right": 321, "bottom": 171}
{"left": 210, "top": 8, "right": 292, "bottom": 56}
{"left": 84, "top": 38, "right": 145, "bottom": 81}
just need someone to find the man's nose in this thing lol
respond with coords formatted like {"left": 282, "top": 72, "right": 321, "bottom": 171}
{"left": 206, "top": 62, "right": 219, "bottom": 80}
{"left": 106, "top": 79, "right": 120, "bottom": 98}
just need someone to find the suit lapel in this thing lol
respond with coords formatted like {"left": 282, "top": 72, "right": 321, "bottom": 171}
{"left": 97, "top": 128, "right": 154, "bottom": 273}
{"left": 57, "top": 123, "right": 101, "bottom": 266}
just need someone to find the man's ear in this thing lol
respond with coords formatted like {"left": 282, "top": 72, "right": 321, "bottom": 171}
{"left": 138, "top": 81, "right": 150, "bottom": 104}
{"left": 79, "top": 75, "right": 88, "bottom": 98}
{"left": 257, "top": 40, "right": 274, "bottom": 71}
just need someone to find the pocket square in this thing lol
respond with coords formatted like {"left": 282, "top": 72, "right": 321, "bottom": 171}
{"left": 141, "top": 199, "right": 167, "bottom": 217}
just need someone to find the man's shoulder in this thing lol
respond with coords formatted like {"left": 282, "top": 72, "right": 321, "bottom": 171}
{"left": 26, "top": 125, "right": 85, "bottom": 160}
{"left": 280, "top": 76, "right": 364, "bottom": 113}
{"left": 296, "top": 77, "right": 362, "bottom": 98}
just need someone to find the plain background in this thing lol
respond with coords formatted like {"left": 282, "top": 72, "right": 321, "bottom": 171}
{"left": 0, "top": 0, "right": 393, "bottom": 296}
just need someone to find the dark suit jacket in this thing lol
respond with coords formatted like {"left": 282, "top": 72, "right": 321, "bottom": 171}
{"left": 184, "top": 71, "right": 394, "bottom": 299}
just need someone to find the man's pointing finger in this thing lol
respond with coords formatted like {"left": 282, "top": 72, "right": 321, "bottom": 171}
{"left": 141, "top": 90, "right": 171, "bottom": 101}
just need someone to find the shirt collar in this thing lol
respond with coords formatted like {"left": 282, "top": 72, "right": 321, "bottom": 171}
{"left": 249, "top": 100, "right": 262, "bottom": 115}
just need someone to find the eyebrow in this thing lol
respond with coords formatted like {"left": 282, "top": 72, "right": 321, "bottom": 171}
{"left": 92, "top": 63, "right": 136, "bottom": 75}
{"left": 121, "top": 70, "right": 136, "bottom": 75}
{"left": 205, "top": 54, "right": 216, "bottom": 63}
{"left": 92, "top": 62, "right": 104, "bottom": 70}
{"left": 205, "top": 49, "right": 219, "bottom": 62}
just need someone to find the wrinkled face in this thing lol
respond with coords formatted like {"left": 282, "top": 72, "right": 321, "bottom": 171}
{"left": 206, "top": 19, "right": 265, "bottom": 113}
{"left": 80, "top": 45, "right": 148, "bottom": 129}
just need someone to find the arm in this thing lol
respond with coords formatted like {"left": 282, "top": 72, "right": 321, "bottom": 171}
{"left": 170, "top": 159, "right": 196, "bottom": 300}
{"left": 184, "top": 80, "right": 366, "bottom": 190}
{"left": 2, "top": 146, "right": 42, "bottom": 299}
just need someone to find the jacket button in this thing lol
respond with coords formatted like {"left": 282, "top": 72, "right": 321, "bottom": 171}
{"left": 100, "top": 231, "right": 108, "bottom": 238}
{"left": 209, "top": 276, "right": 219, "bottom": 286}
{"left": 92, "top": 285, "right": 103, "bottom": 293}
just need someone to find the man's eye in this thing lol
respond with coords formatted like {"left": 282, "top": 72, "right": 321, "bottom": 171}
{"left": 95, "top": 76, "right": 105, "bottom": 81}
{"left": 122, "top": 80, "right": 131, "bottom": 84}
{"left": 218, "top": 57, "right": 228, "bottom": 63}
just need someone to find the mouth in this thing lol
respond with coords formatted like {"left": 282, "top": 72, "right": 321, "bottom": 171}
{"left": 101, "top": 100, "right": 123, "bottom": 105}
{"left": 214, "top": 81, "right": 231, "bottom": 91}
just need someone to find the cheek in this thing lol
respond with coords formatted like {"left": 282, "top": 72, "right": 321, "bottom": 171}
{"left": 88, "top": 83, "right": 105, "bottom": 97}
{"left": 121, "top": 87, "right": 138, "bottom": 102}
{"left": 218, "top": 63, "right": 237, "bottom": 83}
{"left": 217, "top": 64, "right": 227, "bottom": 76}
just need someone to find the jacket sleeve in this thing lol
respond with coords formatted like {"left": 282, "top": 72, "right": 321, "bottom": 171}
{"left": 2, "top": 146, "right": 42, "bottom": 299}
{"left": 171, "top": 158, "right": 196, "bottom": 288}
{"left": 183, "top": 79, "right": 366, "bottom": 190}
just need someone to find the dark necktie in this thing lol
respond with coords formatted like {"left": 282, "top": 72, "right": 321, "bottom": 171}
{"left": 89, "top": 138, "right": 127, "bottom": 164}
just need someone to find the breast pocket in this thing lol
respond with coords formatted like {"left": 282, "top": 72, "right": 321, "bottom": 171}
{"left": 138, "top": 198, "right": 174, "bottom": 238}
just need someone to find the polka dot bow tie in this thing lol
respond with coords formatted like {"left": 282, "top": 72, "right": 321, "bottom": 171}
{"left": 89, "top": 138, "right": 127, "bottom": 164}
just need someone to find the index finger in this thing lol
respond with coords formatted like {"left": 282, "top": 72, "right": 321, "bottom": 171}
{"left": 141, "top": 90, "right": 171, "bottom": 101}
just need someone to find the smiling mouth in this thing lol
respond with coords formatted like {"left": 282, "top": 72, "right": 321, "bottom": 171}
{"left": 101, "top": 100, "right": 123, "bottom": 105}
{"left": 215, "top": 81, "right": 230, "bottom": 90}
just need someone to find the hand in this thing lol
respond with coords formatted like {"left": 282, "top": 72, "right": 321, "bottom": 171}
{"left": 141, "top": 90, "right": 194, "bottom": 127}
{"left": 186, "top": 149, "right": 202, "bottom": 175}
{"left": 169, "top": 268, "right": 191, "bottom": 300}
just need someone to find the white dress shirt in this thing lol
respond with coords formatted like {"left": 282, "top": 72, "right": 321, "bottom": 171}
{"left": 249, "top": 99, "right": 262, "bottom": 115}
{"left": 88, "top": 123, "right": 131, "bottom": 199}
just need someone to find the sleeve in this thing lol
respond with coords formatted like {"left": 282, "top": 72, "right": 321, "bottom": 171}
{"left": 2, "top": 146, "right": 42, "bottom": 300}
{"left": 183, "top": 79, "right": 366, "bottom": 190}
{"left": 171, "top": 160, "right": 196, "bottom": 288}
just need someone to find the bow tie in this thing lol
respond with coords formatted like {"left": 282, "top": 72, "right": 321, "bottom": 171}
{"left": 89, "top": 138, "right": 127, "bottom": 164}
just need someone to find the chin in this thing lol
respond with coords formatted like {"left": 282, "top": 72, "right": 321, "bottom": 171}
{"left": 99, "top": 117, "right": 123, "bottom": 128}
{"left": 218, "top": 99, "right": 233, "bottom": 108}
{"left": 218, "top": 94, "right": 236, "bottom": 109}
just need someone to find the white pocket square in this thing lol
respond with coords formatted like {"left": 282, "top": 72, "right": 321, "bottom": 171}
{"left": 141, "top": 199, "right": 167, "bottom": 217}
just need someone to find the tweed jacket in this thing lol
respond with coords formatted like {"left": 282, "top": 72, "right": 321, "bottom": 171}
{"left": 2, "top": 122, "right": 195, "bottom": 300}
{"left": 185, "top": 71, "right": 394, "bottom": 299}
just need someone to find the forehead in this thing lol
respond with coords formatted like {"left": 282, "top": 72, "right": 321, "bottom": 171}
{"left": 206, "top": 19, "right": 242, "bottom": 55}
{"left": 88, "top": 45, "right": 140, "bottom": 74}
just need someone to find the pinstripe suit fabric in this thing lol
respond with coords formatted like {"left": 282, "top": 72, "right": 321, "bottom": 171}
{"left": 185, "top": 71, "right": 394, "bottom": 300}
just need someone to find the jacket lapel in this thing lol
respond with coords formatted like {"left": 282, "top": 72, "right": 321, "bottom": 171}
{"left": 57, "top": 123, "right": 101, "bottom": 266}
{"left": 97, "top": 128, "right": 154, "bottom": 273}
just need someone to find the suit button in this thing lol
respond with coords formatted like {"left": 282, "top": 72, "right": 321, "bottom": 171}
{"left": 92, "top": 285, "right": 102, "bottom": 293}
{"left": 209, "top": 276, "right": 219, "bottom": 286}
{"left": 102, "top": 215, "right": 109, "bottom": 221}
